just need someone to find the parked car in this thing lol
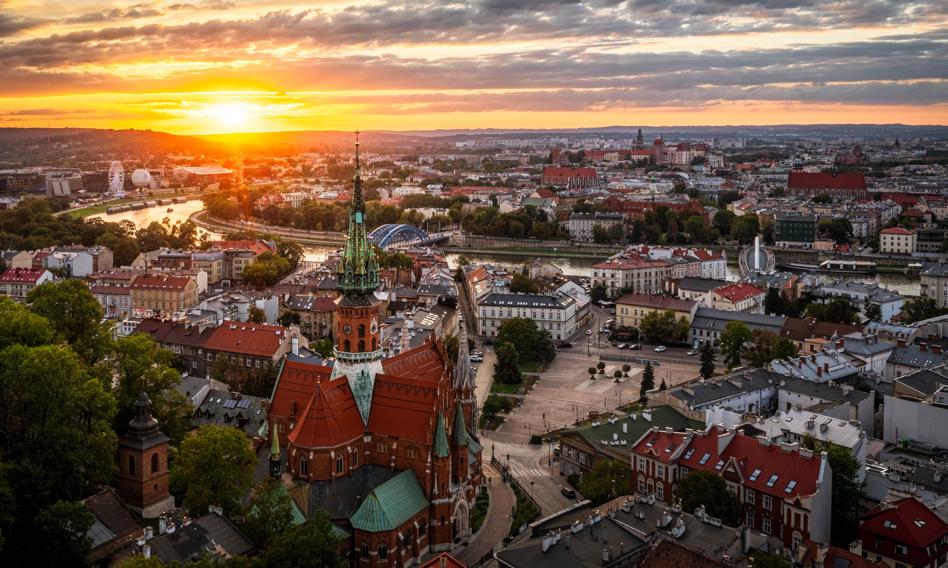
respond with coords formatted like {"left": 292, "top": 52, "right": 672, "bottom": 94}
{"left": 585, "top": 329, "right": 593, "bottom": 336}
{"left": 629, "top": 344, "right": 640, "bottom": 350}
{"left": 654, "top": 345, "right": 667, "bottom": 353}
{"left": 561, "top": 487, "right": 576, "bottom": 499}
{"left": 686, "top": 350, "right": 698, "bottom": 356}
{"left": 470, "top": 355, "right": 483, "bottom": 362}
{"left": 617, "top": 343, "right": 628, "bottom": 349}
{"left": 560, "top": 341, "right": 574, "bottom": 348}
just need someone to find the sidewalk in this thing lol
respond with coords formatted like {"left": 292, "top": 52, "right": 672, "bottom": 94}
{"left": 456, "top": 463, "right": 514, "bottom": 566}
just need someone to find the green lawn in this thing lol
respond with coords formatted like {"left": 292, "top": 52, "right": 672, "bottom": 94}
{"left": 518, "top": 359, "right": 545, "bottom": 373}
{"left": 470, "top": 488, "right": 490, "bottom": 533}
{"left": 490, "top": 382, "right": 522, "bottom": 395}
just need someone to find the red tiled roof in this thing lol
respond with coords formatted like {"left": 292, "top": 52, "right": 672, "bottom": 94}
{"left": 631, "top": 430, "right": 687, "bottom": 464}
{"left": 89, "top": 285, "right": 131, "bottom": 295}
{"left": 616, "top": 294, "right": 695, "bottom": 313}
{"left": 720, "top": 434, "right": 822, "bottom": 499}
{"left": 0, "top": 267, "right": 47, "bottom": 284}
{"left": 270, "top": 359, "right": 333, "bottom": 421}
{"left": 591, "top": 258, "right": 668, "bottom": 270}
{"left": 860, "top": 497, "right": 948, "bottom": 548}
{"left": 204, "top": 320, "right": 288, "bottom": 357}
{"left": 713, "top": 282, "right": 765, "bottom": 303}
{"left": 788, "top": 171, "right": 867, "bottom": 191}
{"left": 288, "top": 377, "right": 364, "bottom": 449}
{"left": 210, "top": 240, "right": 272, "bottom": 255}
{"left": 880, "top": 227, "right": 914, "bottom": 235}
{"left": 367, "top": 374, "right": 439, "bottom": 444}
{"left": 420, "top": 553, "right": 468, "bottom": 568}
{"left": 542, "top": 166, "right": 597, "bottom": 178}
{"left": 639, "top": 540, "right": 725, "bottom": 568}
{"left": 382, "top": 340, "right": 448, "bottom": 384}
{"left": 130, "top": 274, "right": 193, "bottom": 291}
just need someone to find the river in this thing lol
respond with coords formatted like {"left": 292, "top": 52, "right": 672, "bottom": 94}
{"left": 93, "top": 205, "right": 921, "bottom": 295}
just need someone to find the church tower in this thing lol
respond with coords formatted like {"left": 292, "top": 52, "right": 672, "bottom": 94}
{"left": 331, "top": 132, "right": 385, "bottom": 424}
{"left": 116, "top": 392, "right": 174, "bottom": 517}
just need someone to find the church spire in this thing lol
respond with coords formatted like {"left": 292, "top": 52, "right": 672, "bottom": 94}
{"left": 269, "top": 422, "right": 282, "bottom": 479}
{"left": 336, "top": 131, "right": 379, "bottom": 294}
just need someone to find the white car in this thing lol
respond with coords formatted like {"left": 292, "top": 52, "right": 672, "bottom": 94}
{"left": 654, "top": 345, "right": 667, "bottom": 353}
{"left": 585, "top": 329, "right": 593, "bottom": 336}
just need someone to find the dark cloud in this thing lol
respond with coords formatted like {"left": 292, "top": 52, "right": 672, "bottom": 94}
{"left": 64, "top": 5, "right": 163, "bottom": 25}
{"left": 0, "top": 10, "right": 45, "bottom": 37}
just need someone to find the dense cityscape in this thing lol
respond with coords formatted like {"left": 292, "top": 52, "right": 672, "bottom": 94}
{"left": 2, "top": 1, "right": 948, "bottom": 567}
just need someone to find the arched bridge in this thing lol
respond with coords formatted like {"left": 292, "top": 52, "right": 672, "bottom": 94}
{"left": 368, "top": 223, "right": 452, "bottom": 250}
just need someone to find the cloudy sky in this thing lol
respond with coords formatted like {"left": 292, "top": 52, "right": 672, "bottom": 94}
{"left": 1, "top": 0, "right": 946, "bottom": 134}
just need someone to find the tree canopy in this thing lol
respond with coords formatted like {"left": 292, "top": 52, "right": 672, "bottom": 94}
{"left": 639, "top": 310, "right": 689, "bottom": 344}
{"left": 579, "top": 459, "right": 631, "bottom": 505}
{"left": 170, "top": 425, "right": 258, "bottom": 516}
{"left": 496, "top": 318, "right": 555, "bottom": 363}
{"left": 675, "top": 471, "right": 743, "bottom": 526}
{"left": 720, "top": 320, "right": 752, "bottom": 370}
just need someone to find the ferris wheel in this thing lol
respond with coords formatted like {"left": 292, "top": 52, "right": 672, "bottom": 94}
{"left": 108, "top": 161, "right": 125, "bottom": 196}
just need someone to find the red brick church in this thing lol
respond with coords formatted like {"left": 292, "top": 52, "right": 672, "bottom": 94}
{"left": 268, "top": 136, "right": 481, "bottom": 566}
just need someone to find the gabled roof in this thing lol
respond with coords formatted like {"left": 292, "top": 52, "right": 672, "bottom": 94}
{"left": 616, "top": 293, "right": 695, "bottom": 313}
{"left": 880, "top": 227, "right": 914, "bottom": 236}
{"left": 204, "top": 320, "right": 288, "bottom": 357}
{"left": 368, "top": 373, "right": 439, "bottom": 444}
{"left": 788, "top": 171, "right": 867, "bottom": 190}
{"left": 130, "top": 274, "right": 193, "bottom": 290}
{"left": 349, "top": 469, "right": 429, "bottom": 532}
{"left": 631, "top": 430, "right": 687, "bottom": 464}
{"left": 859, "top": 497, "right": 948, "bottom": 548}
{"left": 0, "top": 267, "right": 48, "bottom": 284}
{"left": 712, "top": 282, "right": 765, "bottom": 303}
{"left": 381, "top": 340, "right": 447, "bottom": 384}
{"left": 270, "top": 359, "right": 333, "bottom": 421}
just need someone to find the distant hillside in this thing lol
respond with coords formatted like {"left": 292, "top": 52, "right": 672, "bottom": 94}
{"left": 0, "top": 128, "right": 228, "bottom": 167}
{"left": 198, "top": 130, "right": 426, "bottom": 153}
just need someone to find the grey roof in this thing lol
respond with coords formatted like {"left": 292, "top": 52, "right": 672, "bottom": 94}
{"left": 752, "top": 409, "right": 865, "bottom": 450}
{"left": 569, "top": 212, "right": 624, "bottom": 221}
{"left": 921, "top": 262, "right": 948, "bottom": 278}
{"left": 769, "top": 350, "right": 860, "bottom": 383}
{"left": 777, "top": 378, "right": 870, "bottom": 405}
{"left": 562, "top": 405, "right": 702, "bottom": 461}
{"left": 149, "top": 514, "right": 255, "bottom": 562}
{"left": 418, "top": 284, "right": 454, "bottom": 297}
{"left": 690, "top": 307, "right": 786, "bottom": 334}
{"left": 818, "top": 280, "right": 902, "bottom": 304}
{"left": 175, "top": 375, "right": 211, "bottom": 408}
{"left": 910, "top": 464, "right": 948, "bottom": 493}
{"left": 677, "top": 277, "right": 725, "bottom": 293}
{"left": 296, "top": 464, "right": 400, "bottom": 520}
{"left": 480, "top": 292, "right": 575, "bottom": 309}
{"left": 671, "top": 368, "right": 780, "bottom": 409}
{"left": 897, "top": 367, "right": 948, "bottom": 397}
{"left": 841, "top": 335, "right": 896, "bottom": 357}
{"left": 193, "top": 390, "right": 268, "bottom": 438}
{"left": 888, "top": 344, "right": 948, "bottom": 370}
{"left": 775, "top": 213, "right": 817, "bottom": 222}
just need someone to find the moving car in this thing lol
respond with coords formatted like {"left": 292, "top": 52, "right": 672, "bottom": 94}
{"left": 654, "top": 345, "right": 667, "bottom": 353}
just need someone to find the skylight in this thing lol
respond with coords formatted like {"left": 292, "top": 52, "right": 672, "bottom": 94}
{"left": 715, "top": 459, "right": 724, "bottom": 470}
{"left": 749, "top": 468, "right": 762, "bottom": 481}
{"left": 884, "top": 520, "right": 898, "bottom": 530}
{"left": 766, "top": 474, "right": 779, "bottom": 487}
{"left": 699, "top": 452, "right": 711, "bottom": 465}
{"left": 684, "top": 448, "right": 695, "bottom": 460}
{"left": 784, "top": 480, "right": 797, "bottom": 494}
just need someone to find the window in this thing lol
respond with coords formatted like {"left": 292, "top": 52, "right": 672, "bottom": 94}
{"left": 698, "top": 452, "right": 711, "bottom": 465}
{"left": 792, "top": 531, "right": 803, "bottom": 551}
{"left": 766, "top": 474, "right": 779, "bottom": 487}
{"left": 683, "top": 448, "right": 695, "bottom": 460}
{"left": 637, "top": 476, "right": 646, "bottom": 493}
{"left": 128, "top": 455, "right": 136, "bottom": 475}
{"left": 361, "top": 543, "right": 369, "bottom": 560}
{"left": 746, "top": 511, "right": 755, "bottom": 529}
{"left": 715, "top": 459, "right": 724, "bottom": 471}
{"left": 744, "top": 488, "right": 756, "bottom": 504}
{"left": 335, "top": 454, "right": 344, "bottom": 474}
{"left": 762, "top": 517, "right": 772, "bottom": 535}
{"left": 358, "top": 324, "right": 365, "bottom": 338}
{"left": 352, "top": 451, "right": 359, "bottom": 467}
{"left": 784, "top": 480, "right": 797, "bottom": 494}
{"left": 762, "top": 495, "right": 773, "bottom": 511}
{"left": 637, "top": 457, "right": 646, "bottom": 472}
{"left": 419, "top": 522, "right": 426, "bottom": 536}
{"left": 151, "top": 453, "right": 159, "bottom": 473}
{"left": 378, "top": 544, "right": 387, "bottom": 560}
{"left": 656, "top": 465, "right": 665, "bottom": 480}
{"left": 895, "top": 544, "right": 908, "bottom": 557}
{"left": 299, "top": 457, "right": 309, "bottom": 476}
{"left": 656, "top": 483, "right": 664, "bottom": 501}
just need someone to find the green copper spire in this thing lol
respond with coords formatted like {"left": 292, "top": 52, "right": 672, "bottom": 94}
{"left": 433, "top": 412, "right": 450, "bottom": 458}
{"left": 337, "top": 131, "right": 379, "bottom": 294}
{"left": 269, "top": 422, "right": 282, "bottom": 478}
{"left": 453, "top": 402, "right": 468, "bottom": 446}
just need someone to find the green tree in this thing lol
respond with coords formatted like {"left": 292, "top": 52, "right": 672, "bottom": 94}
{"left": 493, "top": 341, "right": 522, "bottom": 385}
{"left": 674, "top": 471, "right": 743, "bottom": 526}
{"left": 510, "top": 273, "right": 541, "bottom": 294}
{"left": 805, "top": 298, "right": 860, "bottom": 325}
{"left": 864, "top": 301, "right": 882, "bottom": 322}
{"left": 248, "top": 306, "right": 266, "bottom": 323}
{"left": 640, "top": 361, "right": 655, "bottom": 398}
{"left": 112, "top": 333, "right": 193, "bottom": 445}
{"left": 35, "top": 500, "right": 95, "bottom": 568}
{"left": 902, "top": 296, "right": 946, "bottom": 323}
{"left": 699, "top": 343, "right": 715, "bottom": 379}
{"left": 27, "top": 279, "right": 111, "bottom": 364}
{"left": 240, "top": 478, "right": 295, "bottom": 550}
{"left": 745, "top": 330, "right": 799, "bottom": 368}
{"left": 496, "top": 318, "right": 554, "bottom": 363}
{"left": 824, "top": 218, "right": 853, "bottom": 243}
{"left": 278, "top": 311, "right": 302, "bottom": 327}
{"left": 258, "top": 512, "right": 345, "bottom": 568}
{"left": 444, "top": 334, "right": 459, "bottom": 364}
{"left": 0, "top": 296, "right": 56, "bottom": 349}
{"left": 803, "top": 438, "right": 863, "bottom": 544}
{"left": 712, "top": 209, "right": 736, "bottom": 235}
{"left": 590, "top": 283, "right": 607, "bottom": 303}
{"left": 720, "top": 320, "right": 752, "bottom": 370}
{"left": 730, "top": 215, "right": 759, "bottom": 244}
{"left": 242, "top": 252, "right": 292, "bottom": 287}
{"left": 639, "top": 310, "right": 689, "bottom": 344}
{"left": 310, "top": 338, "right": 334, "bottom": 358}
{"left": 578, "top": 459, "right": 631, "bottom": 505}
{"left": 170, "top": 425, "right": 258, "bottom": 516}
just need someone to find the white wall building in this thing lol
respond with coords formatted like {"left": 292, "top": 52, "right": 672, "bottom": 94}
{"left": 477, "top": 292, "right": 577, "bottom": 341}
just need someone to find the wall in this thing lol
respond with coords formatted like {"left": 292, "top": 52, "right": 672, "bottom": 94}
{"left": 882, "top": 395, "right": 948, "bottom": 448}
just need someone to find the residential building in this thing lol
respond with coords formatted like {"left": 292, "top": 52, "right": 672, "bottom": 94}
{"left": 886, "top": 340, "right": 948, "bottom": 381}
{"left": 1, "top": 249, "right": 32, "bottom": 269}
{"left": 282, "top": 295, "right": 338, "bottom": 340}
{"left": 777, "top": 378, "right": 874, "bottom": 434}
{"left": 879, "top": 227, "right": 916, "bottom": 255}
{"left": 591, "top": 257, "right": 670, "bottom": 298}
{"left": 787, "top": 171, "right": 867, "bottom": 199}
{"left": 914, "top": 226, "right": 946, "bottom": 253}
{"left": 207, "top": 240, "right": 272, "bottom": 282}
{"left": 615, "top": 294, "right": 697, "bottom": 328}
{"left": 815, "top": 281, "right": 904, "bottom": 323}
{"left": 557, "top": 405, "right": 702, "bottom": 478}
{"left": 671, "top": 277, "right": 726, "bottom": 306}
{"left": 148, "top": 513, "right": 256, "bottom": 563}
{"left": 883, "top": 365, "right": 948, "bottom": 449}
{"left": 920, "top": 262, "right": 948, "bottom": 309}
{"left": 769, "top": 349, "right": 861, "bottom": 384}
{"left": 566, "top": 212, "right": 625, "bottom": 242}
{"left": 89, "top": 270, "right": 139, "bottom": 319}
{"left": 775, "top": 213, "right": 818, "bottom": 246}
{"left": 192, "top": 251, "right": 224, "bottom": 285}
{"left": 667, "top": 367, "right": 781, "bottom": 415}
{"left": 476, "top": 292, "right": 577, "bottom": 340}
{"left": 855, "top": 497, "right": 948, "bottom": 568}
{"left": 711, "top": 282, "right": 766, "bottom": 313}
{"left": 838, "top": 334, "right": 896, "bottom": 378}
{"left": 744, "top": 408, "right": 868, "bottom": 481}
{"left": 0, "top": 267, "right": 54, "bottom": 301}
{"left": 779, "top": 318, "right": 864, "bottom": 354}
{"left": 689, "top": 308, "right": 786, "bottom": 347}
{"left": 631, "top": 426, "right": 832, "bottom": 548}
{"left": 129, "top": 274, "right": 198, "bottom": 317}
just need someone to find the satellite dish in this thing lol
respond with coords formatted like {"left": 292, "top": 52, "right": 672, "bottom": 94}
{"left": 131, "top": 169, "right": 152, "bottom": 188}
{"left": 108, "top": 161, "right": 125, "bottom": 195}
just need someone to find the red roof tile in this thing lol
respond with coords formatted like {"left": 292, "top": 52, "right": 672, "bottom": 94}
{"left": 860, "top": 497, "right": 948, "bottom": 548}
{"left": 639, "top": 540, "right": 725, "bottom": 568}
{"left": 210, "top": 240, "right": 272, "bottom": 255}
{"left": 542, "top": 166, "right": 597, "bottom": 178}
{"left": 631, "top": 430, "right": 687, "bottom": 464}
{"left": 788, "top": 171, "right": 867, "bottom": 191}
{"left": 382, "top": 341, "right": 448, "bottom": 384}
{"left": 368, "top": 374, "right": 440, "bottom": 444}
{"left": 204, "top": 320, "right": 288, "bottom": 357}
{"left": 713, "top": 282, "right": 765, "bottom": 303}
{"left": 270, "top": 359, "right": 333, "bottom": 421}
{"left": 130, "top": 274, "right": 193, "bottom": 291}
{"left": 0, "top": 267, "right": 48, "bottom": 284}
{"left": 880, "top": 227, "right": 914, "bottom": 235}
{"left": 288, "top": 377, "right": 364, "bottom": 449}
{"left": 616, "top": 294, "right": 695, "bottom": 313}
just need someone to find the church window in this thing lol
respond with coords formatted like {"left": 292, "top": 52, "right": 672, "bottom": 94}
{"left": 151, "top": 453, "right": 160, "bottom": 473}
{"left": 360, "top": 543, "right": 368, "bottom": 559}
{"left": 352, "top": 451, "right": 359, "bottom": 467}
{"left": 372, "top": 338, "right": 378, "bottom": 350}
{"left": 335, "top": 454, "right": 344, "bottom": 474}
{"left": 358, "top": 324, "right": 365, "bottom": 338}
{"left": 299, "top": 457, "right": 309, "bottom": 476}
{"left": 359, "top": 340, "right": 365, "bottom": 352}
{"left": 344, "top": 339, "right": 351, "bottom": 352}
{"left": 128, "top": 455, "right": 136, "bottom": 475}
{"left": 378, "top": 544, "right": 387, "bottom": 560}
{"left": 419, "top": 523, "right": 426, "bottom": 536}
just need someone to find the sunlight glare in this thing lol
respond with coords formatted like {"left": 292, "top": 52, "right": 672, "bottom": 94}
{"left": 208, "top": 102, "right": 250, "bottom": 129}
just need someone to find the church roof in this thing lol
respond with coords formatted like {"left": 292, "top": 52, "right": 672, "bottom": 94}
{"left": 269, "top": 359, "right": 332, "bottom": 423}
{"left": 382, "top": 340, "right": 447, "bottom": 383}
{"left": 453, "top": 402, "right": 469, "bottom": 446}
{"left": 288, "top": 376, "right": 364, "bottom": 449}
{"left": 433, "top": 413, "right": 450, "bottom": 458}
{"left": 367, "top": 373, "right": 440, "bottom": 444}
{"left": 349, "top": 469, "right": 429, "bottom": 533}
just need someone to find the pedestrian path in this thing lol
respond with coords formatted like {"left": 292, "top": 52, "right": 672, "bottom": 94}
{"left": 505, "top": 464, "right": 548, "bottom": 478}
{"left": 456, "top": 463, "right": 514, "bottom": 566}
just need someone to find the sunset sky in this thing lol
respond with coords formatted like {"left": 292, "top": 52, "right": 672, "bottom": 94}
{"left": 1, "top": 0, "right": 947, "bottom": 134}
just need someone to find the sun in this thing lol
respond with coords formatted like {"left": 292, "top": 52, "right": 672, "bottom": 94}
{"left": 207, "top": 102, "right": 250, "bottom": 129}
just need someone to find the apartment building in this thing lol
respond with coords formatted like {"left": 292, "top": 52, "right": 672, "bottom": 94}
{"left": 476, "top": 292, "right": 577, "bottom": 340}
{"left": 130, "top": 274, "right": 199, "bottom": 317}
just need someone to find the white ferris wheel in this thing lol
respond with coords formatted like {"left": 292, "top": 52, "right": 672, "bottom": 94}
{"left": 108, "top": 161, "right": 125, "bottom": 196}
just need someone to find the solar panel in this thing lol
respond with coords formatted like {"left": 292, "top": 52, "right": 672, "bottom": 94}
{"left": 237, "top": 399, "right": 252, "bottom": 409}
{"left": 223, "top": 399, "right": 237, "bottom": 409}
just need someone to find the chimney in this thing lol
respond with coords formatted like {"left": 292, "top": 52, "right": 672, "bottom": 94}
{"left": 836, "top": 339, "right": 844, "bottom": 349}
{"left": 897, "top": 338, "right": 907, "bottom": 347}
{"left": 823, "top": 362, "right": 829, "bottom": 374}
{"left": 920, "top": 342, "right": 928, "bottom": 352}
{"left": 934, "top": 345, "right": 943, "bottom": 354}
{"left": 799, "top": 356, "right": 805, "bottom": 368}
{"left": 291, "top": 335, "right": 299, "bottom": 356}
{"left": 817, "top": 367, "right": 822, "bottom": 377}
{"left": 143, "top": 544, "right": 151, "bottom": 560}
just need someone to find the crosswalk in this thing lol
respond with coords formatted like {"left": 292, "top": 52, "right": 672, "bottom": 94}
{"left": 505, "top": 464, "right": 549, "bottom": 478}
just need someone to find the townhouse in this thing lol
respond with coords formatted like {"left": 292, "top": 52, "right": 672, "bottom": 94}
{"left": 591, "top": 257, "right": 670, "bottom": 298}
{"left": 615, "top": 294, "right": 697, "bottom": 329}
{"left": 711, "top": 282, "right": 766, "bottom": 313}
{"left": 129, "top": 274, "right": 199, "bottom": 317}
{"left": 855, "top": 497, "right": 948, "bottom": 568}
{"left": 0, "top": 267, "right": 54, "bottom": 301}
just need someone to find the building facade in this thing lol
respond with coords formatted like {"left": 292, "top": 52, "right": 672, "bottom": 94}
{"left": 476, "top": 292, "right": 577, "bottom": 340}
{"left": 879, "top": 227, "right": 916, "bottom": 255}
